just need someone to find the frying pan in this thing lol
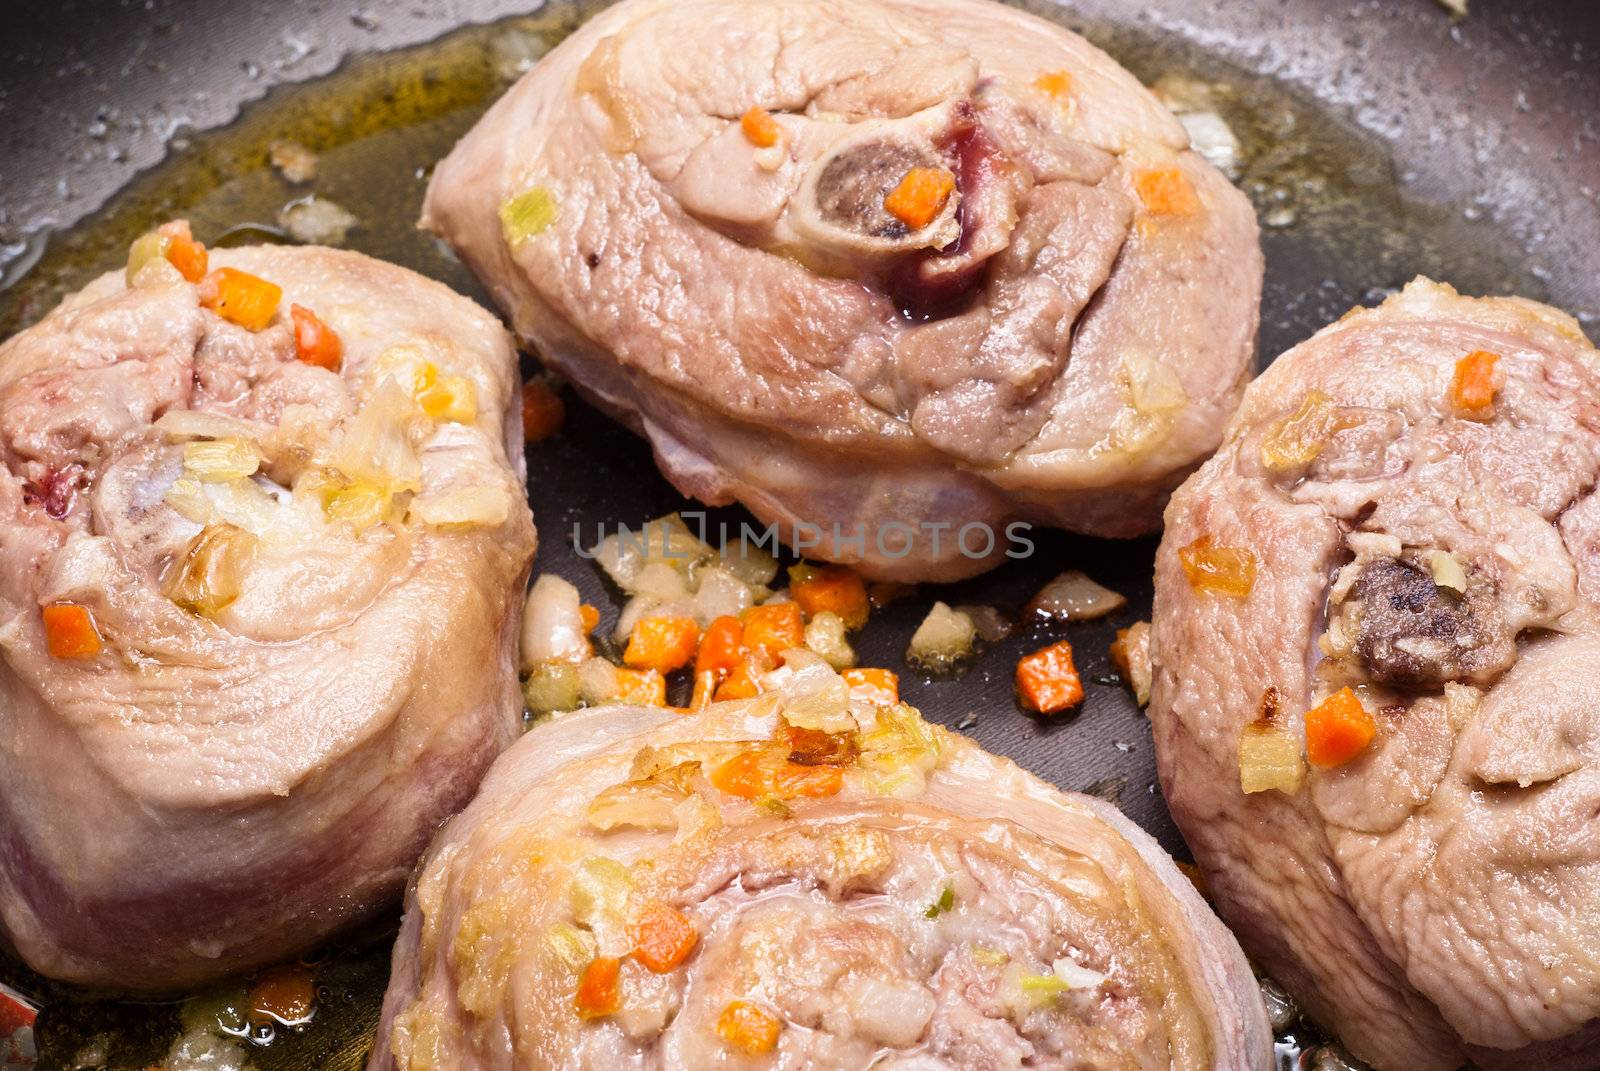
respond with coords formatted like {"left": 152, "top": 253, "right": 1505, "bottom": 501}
{"left": 0, "top": 0, "right": 1596, "bottom": 1066}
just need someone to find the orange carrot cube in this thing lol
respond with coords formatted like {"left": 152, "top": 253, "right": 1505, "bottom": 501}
{"left": 1450, "top": 349, "right": 1501, "bottom": 418}
{"left": 740, "top": 106, "right": 783, "bottom": 149}
{"left": 1015, "top": 640, "right": 1084, "bottom": 715}
{"left": 1305, "top": 686, "right": 1377, "bottom": 767}
{"left": 289, "top": 304, "right": 343, "bottom": 371}
{"left": 42, "top": 603, "right": 101, "bottom": 659}
{"left": 788, "top": 564, "right": 869, "bottom": 630}
{"left": 883, "top": 167, "right": 956, "bottom": 230}
{"left": 630, "top": 902, "right": 699, "bottom": 973}
{"left": 522, "top": 379, "right": 566, "bottom": 442}
{"left": 717, "top": 1000, "right": 782, "bottom": 1055}
{"left": 574, "top": 956, "right": 621, "bottom": 1019}
{"left": 624, "top": 616, "right": 701, "bottom": 675}
{"left": 1134, "top": 167, "right": 1200, "bottom": 216}
{"left": 200, "top": 267, "right": 282, "bottom": 331}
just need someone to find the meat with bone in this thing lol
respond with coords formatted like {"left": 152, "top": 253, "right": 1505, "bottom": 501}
{"left": 0, "top": 228, "right": 536, "bottom": 991}
{"left": 422, "top": 0, "right": 1262, "bottom": 581}
{"left": 368, "top": 662, "right": 1271, "bottom": 1070}
{"left": 1148, "top": 278, "right": 1600, "bottom": 1069}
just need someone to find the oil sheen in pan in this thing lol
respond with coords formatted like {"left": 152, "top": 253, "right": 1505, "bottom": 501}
{"left": 0, "top": 1, "right": 1557, "bottom": 1068}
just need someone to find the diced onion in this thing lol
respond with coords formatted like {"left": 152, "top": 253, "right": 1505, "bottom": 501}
{"left": 1176, "top": 111, "right": 1240, "bottom": 177}
{"left": 164, "top": 473, "right": 214, "bottom": 526}
{"left": 1052, "top": 955, "right": 1107, "bottom": 989}
{"left": 183, "top": 438, "right": 262, "bottom": 483}
{"left": 592, "top": 514, "right": 714, "bottom": 593}
{"left": 315, "top": 475, "right": 400, "bottom": 532}
{"left": 278, "top": 196, "right": 359, "bottom": 246}
{"left": 857, "top": 705, "right": 942, "bottom": 797}
{"left": 1026, "top": 571, "right": 1127, "bottom": 622}
{"left": 544, "top": 922, "right": 597, "bottom": 972}
{"left": 765, "top": 650, "right": 853, "bottom": 732}
{"left": 611, "top": 595, "right": 674, "bottom": 644}
{"left": 410, "top": 484, "right": 511, "bottom": 528}
{"left": 1110, "top": 621, "right": 1153, "bottom": 706}
{"left": 1110, "top": 353, "right": 1188, "bottom": 454}
{"left": 690, "top": 564, "right": 756, "bottom": 623}
{"left": 632, "top": 561, "right": 691, "bottom": 601}
{"left": 1428, "top": 550, "right": 1468, "bottom": 594}
{"left": 167, "top": 472, "right": 292, "bottom": 540}
{"left": 331, "top": 380, "right": 423, "bottom": 493}
{"left": 521, "top": 574, "right": 592, "bottom": 670}
{"left": 1239, "top": 723, "right": 1305, "bottom": 794}
{"left": 803, "top": 610, "right": 856, "bottom": 670}
{"left": 585, "top": 780, "right": 685, "bottom": 832}
{"left": 578, "top": 657, "right": 623, "bottom": 706}
{"left": 155, "top": 410, "right": 260, "bottom": 443}
{"left": 569, "top": 856, "right": 633, "bottom": 957}
{"left": 163, "top": 523, "right": 258, "bottom": 617}
{"left": 124, "top": 230, "right": 172, "bottom": 286}
{"left": 955, "top": 604, "right": 1012, "bottom": 644}
{"left": 718, "top": 539, "right": 780, "bottom": 588}
{"left": 523, "top": 661, "right": 581, "bottom": 719}
{"left": 906, "top": 602, "right": 976, "bottom": 672}
{"left": 499, "top": 187, "right": 560, "bottom": 246}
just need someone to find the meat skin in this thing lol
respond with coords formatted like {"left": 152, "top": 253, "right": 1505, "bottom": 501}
{"left": 422, "top": 0, "right": 1262, "bottom": 581}
{"left": 1149, "top": 278, "right": 1600, "bottom": 1069}
{"left": 0, "top": 241, "right": 536, "bottom": 991}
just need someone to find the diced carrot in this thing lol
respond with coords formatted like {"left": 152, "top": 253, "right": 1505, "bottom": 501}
{"left": 710, "top": 748, "right": 844, "bottom": 801}
{"left": 42, "top": 603, "right": 101, "bottom": 659}
{"left": 883, "top": 166, "right": 956, "bottom": 231}
{"left": 247, "top": 965, "right": 316, "bottom": 1026}
{"left": 714, "top": 660, "right": 762, "bottom": 702}
{"left": 574, "top": 956, "right": 621, "bottom": 1019}
{"left": 1178, "top": 536, "right": 1257, "bottom": 598}
{"left": 579, "top": 604, "right": 601, "bottom": 634}
{"left": 697, "top": 616, "right": 745, "bottom": 677}
{"left": 158, "top": 221, "right": 209, "bottom": 283}
{"left": 522, "top": 378, "right": 566, "bottom": 442}
{"left": 1134, "top": 167, "right": 1200, "bottom": 216}
{"left": 1015, "top": 640, "right": 1084, "bottom": 715}
{"left": 788, "top": 564, "right": 869, "bottom": 630}
{"left": 200, "top": 267, "right": 282, "bottom": 331}
{"left": 1304, "top": 686, "right": 1377, "bottom": 767}
{"left": 693, "top": 616, "right": 747, "bottom": 708}
{"left": 615, "top": 667, "right": 667, "bottom": 707}
{"left": 413, "top": 363, "right": 477, "bottom": 423}
{"left": 1033, "top": 70, "right": 1072, "bottom": 98}
{"left": 630, "top": 902, "right": 699, "bottom": 973}
{"left": 742, "top": 602, "right": 804, "bottom": 664}
{"left": 841, "top": 667, "right": 898, "bottom": 706}
{"left": 1450, "top": 349, "right": 1501, "bottom": 418}
{"left": 624, "top": 616, "right": 700, "bottom": 674}
{"left": 717, "top": 999, "right": 782, "bottom": 1056}
{"left": 740, "top": 106, "right": 783, "bottom": 149}
{"left": 289, "top": 304, "right": 343, "bottom": 371}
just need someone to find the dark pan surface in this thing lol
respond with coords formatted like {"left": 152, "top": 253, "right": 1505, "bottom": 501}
{"left": 0, "top": 1, "right": 1596, "bottom": 1066}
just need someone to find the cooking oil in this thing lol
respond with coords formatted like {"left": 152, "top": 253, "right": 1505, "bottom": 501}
{"left": 0, "top": 1, "right": 1524, "bottom": 1066}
